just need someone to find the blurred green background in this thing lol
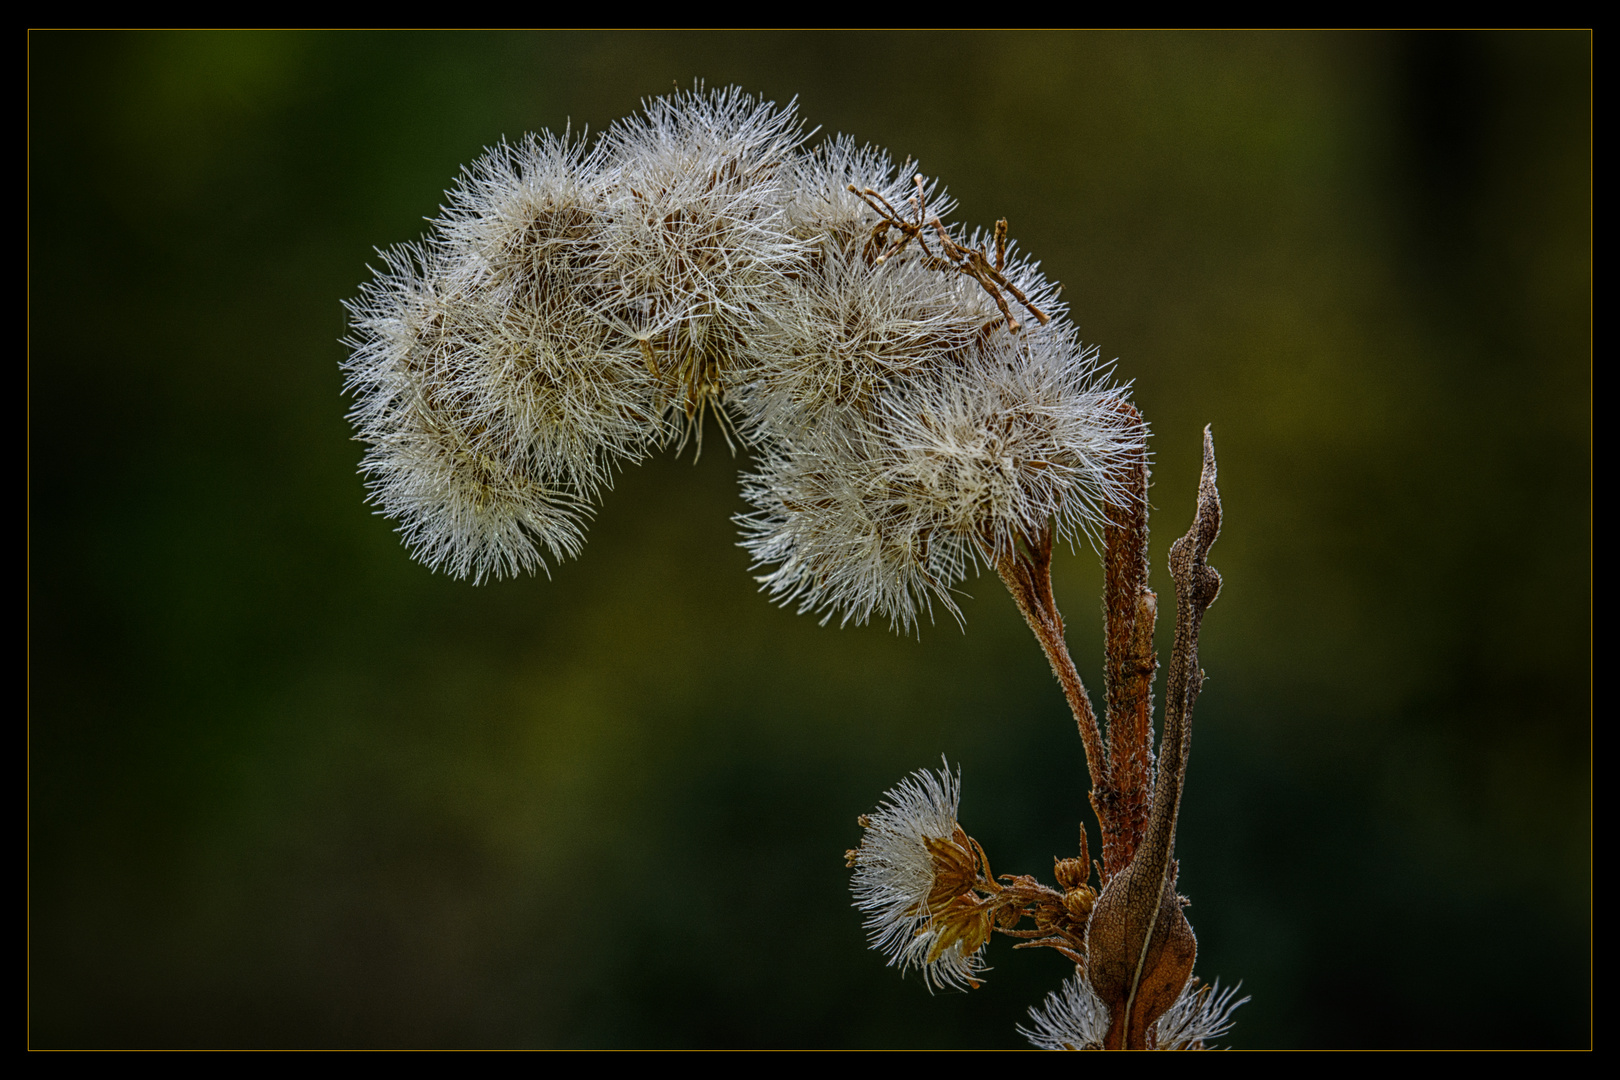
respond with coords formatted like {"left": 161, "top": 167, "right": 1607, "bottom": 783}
{"left": 29, "top": 31, "right": 1589, "bottom": 1048}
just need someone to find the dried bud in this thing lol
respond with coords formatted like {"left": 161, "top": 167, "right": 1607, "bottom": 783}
{"left": 1063, "top": 884, "right": 1097, "bottom": 922}
{"left": 1053, "top": 856, "right": 1089, "bottom": 892}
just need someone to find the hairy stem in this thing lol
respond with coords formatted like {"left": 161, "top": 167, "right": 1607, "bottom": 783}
{"left": 996, "top": 526, "right": 1111, "bottom": 809}
{"left": 1099, "top": 403, "right": 1157, "bottom": 880}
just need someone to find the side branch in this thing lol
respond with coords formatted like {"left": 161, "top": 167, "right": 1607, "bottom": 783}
{"left": 1152, "top": 424, "right": 1223, "bottom": 859}
{"left": 994, "top": 525, "right": 1110, "bottom": 799}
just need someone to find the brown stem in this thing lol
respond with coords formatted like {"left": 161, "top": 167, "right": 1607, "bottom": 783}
{"left": 1099, "top": 403, "right": 1157, "bottom": 881}
{"left": 994, "top": 524, "right": 1111, "bottom": 805}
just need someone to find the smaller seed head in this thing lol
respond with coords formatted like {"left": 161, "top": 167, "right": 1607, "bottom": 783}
{"left": 847, "top": 759, "right": 989, "bottom": 992}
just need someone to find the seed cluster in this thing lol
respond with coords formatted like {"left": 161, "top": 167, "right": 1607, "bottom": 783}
{"left": 344, "top": 87, "right": 1142, "bottom": 627}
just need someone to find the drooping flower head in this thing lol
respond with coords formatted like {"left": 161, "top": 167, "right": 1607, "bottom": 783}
{"left": 346, "top": 87, "right": 1145, "bottom": 622}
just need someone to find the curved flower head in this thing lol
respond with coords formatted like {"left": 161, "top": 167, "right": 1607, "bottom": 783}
{"left": 845, "top": 759, "right": 992, "bottom": 991}
{"left": 1021, "top": 972, "right": 1248, "bottom": 1050}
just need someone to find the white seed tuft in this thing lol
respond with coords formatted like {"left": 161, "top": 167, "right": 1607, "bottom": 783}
{"left": 1020, "top": 969, "right": 1112, "bottom": 1050}
{"left": 1151, "top": 978, "right": 1250, "bottom": 1050}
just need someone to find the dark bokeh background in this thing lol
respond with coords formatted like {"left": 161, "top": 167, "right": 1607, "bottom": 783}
{"left": 29, "top": 31, "right": 1590, "bottom": 1048}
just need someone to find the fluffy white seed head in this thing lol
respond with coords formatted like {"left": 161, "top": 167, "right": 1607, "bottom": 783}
{"left": 432, "top": 132, "right": 667, "bottom": 493}
{"left": 435, "top": 129, "right": 607, "bottom": 291}
{"left": 738, "top": 414, "right": 974, "bottom": 631}
{"left": 593, "top": 87, "right": 811, "bottom": 437}
{"left": 847, "top": 759, "right": 987, "bottom": 993}
{"left": 735, "top": 136, "right": 975, "bottom": 437}
{"left": 781, "top": 135, "right": 957, "bottom": 244}
{"left": 879, "top": 323, "right": 1143, "bottom": 560}
{"left": 1151, "top": 979, "right": 1250, "bottom": 1050}
{"left": 343, "top": 243, "right": 590, "bottom": 583}
{"left": 735, "top": 231, "right": 996, "bottom": 439}
{"left": 344, "top": 130, "right": 670, "bottom": 582}
{"left": 738, "top": 320, "right": 1140, "bottom": 631}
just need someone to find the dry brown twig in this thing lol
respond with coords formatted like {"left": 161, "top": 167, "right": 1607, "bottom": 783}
{"left": 848, "top": 175, "right": 1053, "bottom": 333}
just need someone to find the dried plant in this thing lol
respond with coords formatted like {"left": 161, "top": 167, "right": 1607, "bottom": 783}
{"left": 343, "top": 85, "right": 1244, "bottom": 1048}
